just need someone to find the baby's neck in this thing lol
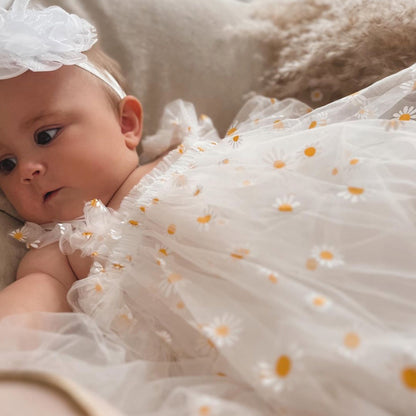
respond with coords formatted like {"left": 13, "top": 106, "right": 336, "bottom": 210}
{"left": 107, "top": 156, "right": 163, "bottom": 210}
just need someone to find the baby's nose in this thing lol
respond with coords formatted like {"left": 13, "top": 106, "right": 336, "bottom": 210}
{"left": 20, "top": 161, "right": 46, "bottom": 184}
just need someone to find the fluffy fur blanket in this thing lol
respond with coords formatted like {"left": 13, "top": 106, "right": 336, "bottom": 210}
{"left": 248, "top": 0, "right": 416, "bottom": 107}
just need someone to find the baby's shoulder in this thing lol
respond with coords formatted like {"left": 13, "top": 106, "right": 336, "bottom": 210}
{"left": 17, "top": 243, "right": 76, "bottom": 289}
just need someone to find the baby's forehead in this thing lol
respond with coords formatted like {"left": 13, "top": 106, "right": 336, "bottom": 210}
{"left": 0, "top": 66, "right": 109, "bottom": 105}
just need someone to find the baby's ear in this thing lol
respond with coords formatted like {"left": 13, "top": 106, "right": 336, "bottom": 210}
{"left": 119, "top": 96, "right": 143, "bottom": 150}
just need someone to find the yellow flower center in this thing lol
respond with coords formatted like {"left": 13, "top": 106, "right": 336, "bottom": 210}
{"left": 344, "top": 332, "right": 360, "bottom": 349}
{"left": 348, "top": 186, "right": 364, "bottom": 195}
{"left": 168, "top": 273, "right": 182, "bottom": 284}
{"left": 13, "top": 232, "right": 24, "bottom": 241}
{"left": 279, "top": 203, "right": 293, "bottom": 212}
{"left": 227, "top": 127, "right": 237, "bottom": 136}
{"left": 273, "top": 160, "right": 285, "bottom": 169}
{"left": 167, "top": 224, "right": 176, "bottom": 235}
{"left": 313, "top": 296, "right": 326, "bottom": 307}
{"left": 159, "top": 248, "right": 168, "bottom": 256}
{"left": 215, "top": 325, "right": 229, "bottom": 337}
{"left": 231, "top": 248, "right": 250, "bottom": 259}
{"left": 306, "top": 258, "right": 318, "bottom": 271}
{"left": 349, "top": 158, "right": 359, "bottom": 165}
{"left": 399, "top": 113, "right": 411, "bottom": 121}
{"left": 197, "top": 215, "right": 212, "bottom": 224}
{"left": 232, "top": 135, "right": 240, "bottom": 142}
{"left": 129, "top": 220, "right": 139, "bottom": 226}
{"left": 304, "top": 146, "right": 316, "bottom": 157}
{"left": 402, "top": 367, "right": 416, "bottom": 390}
{"left": 95, "top": 284, "right": 103, "bottom": 292}
{"left": 275, "top": 355, "right": 291, "bottom": 378}
{"left": 320, "top": 251, "right": 334, "bottom": 260}
{"left": 198, "top": 405, "right": 211, "bottom": 416}
{"left": 269, "top": 274, "right": 278, "bottom": 284}
{"left": 308, "top": 121, "right": 317, "bottom": 129}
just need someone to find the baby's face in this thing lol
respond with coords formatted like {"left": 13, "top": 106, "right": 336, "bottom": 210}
{"left": 0, "top": 66, "right": 140, "bottom": 224}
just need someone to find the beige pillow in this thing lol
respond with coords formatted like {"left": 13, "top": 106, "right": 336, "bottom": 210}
{"left": 0, "top": 0, "right": 270, "bottom": 288}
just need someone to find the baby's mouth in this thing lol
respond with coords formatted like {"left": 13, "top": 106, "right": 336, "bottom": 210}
{"left": 43, "top": 188, "right": 62, "bottom": 202}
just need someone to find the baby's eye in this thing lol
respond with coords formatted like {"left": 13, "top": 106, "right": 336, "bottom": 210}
{"left": 35, "top": 128, "right": 60, "bottom": 145}
{"left": 0, "top": 157, "right": 17, "bottom": 174}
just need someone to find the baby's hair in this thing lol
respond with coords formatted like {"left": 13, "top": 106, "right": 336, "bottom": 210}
{"left": 85, "top": 44, "right": 129, "bottom": 113}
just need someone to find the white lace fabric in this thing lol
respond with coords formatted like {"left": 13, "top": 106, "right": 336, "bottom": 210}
{"left": 5, "top": 64, "right": 416, "bottom": 415}
{"left": 0, "top": 0, "right": 96, "bottom": 79}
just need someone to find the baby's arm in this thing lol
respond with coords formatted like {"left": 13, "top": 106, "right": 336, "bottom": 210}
{"left": 0, "top": 244, "right": 76, "bottom": 319}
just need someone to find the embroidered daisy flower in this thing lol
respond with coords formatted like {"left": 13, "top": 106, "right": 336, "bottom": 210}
{"left": 193, "top": 185, "right": 203, "bottom": 197}
{"left": 203, "top": 314, "right": 242, "bottom": 348}
{"left": 306, "top": 292, "right": 332, "bottom": 311}
{"left": 259, "top": 267, "right": 279, "bottom": 285}
{"left": 401, "top": 365, "right": 416, "bottom": 391}
{"left": 263, "top": 149, "right": 292, "bottom": 171}
{"left": 310, "top": 88, "right": 323, "bottom": 102}
{"left": 355, "top": 106, "right": 373, "bottom": 119}
{"left": 156, "top": 244, "right": 170, "bottom": 258}
{"left": 399, "top": 80, "right": 416, "bottom": 94}
{"left": 272, "top": 194, "right": 300, "bottom": 213}
{"left": 272, "top": 119, "right": 285, "bottom": 129}
{"left": 386, "top": 348, "right": 416, "bottom": 392}
{"left": 112, "top": 306, "right": 136, "bottom": 332}
{"left": 346, "top": 90, "right": 368, "bottom": 106}
{"left": 158, "top": 271, "right": 188, "bottom": 297}
{"left": 90, "top": 261, "right": 107, "bottom": 275}
{"left": 167, "top": 224, "right": 177, "bottom": 235}
{"left": 227, "top": 134, "right": 243, "bottom": 148}
{"left": 196, "top": 208, "right": 216, "bottom": 231}
{"left": 112, "top": 262, "right": 125, "bottom": 271}
{"left": 173, "top": 173, "right": 188, "bottom": 187}
{"left": 339, "top": 327, "right": 367, "bottom": 360}
{"left": 254, "top": 347, "right": 302, "bottom": 392}
{"left": 230, "top": 247, "right": 250, "bottom": 260}
{"left": 306, "top": 111, "right": 328, "bottom": 129}
{"left": 305, "top": 257, "right": 318, "bottom": 271}
{"left": 338, "top": 185, "right": 366, "bottom": 203}
{"left": 349, "top": 158, "right": 360, "bottom": 166}
{"left": 392, "top": 105, "right": 416, "bottom": 121}
{"left": 311, "top": 245, "right": 344, "bottom": 268}
{"left": 225, "top": 124, "right": 243, "bottom": 148}
{"left": 9, "top": 227, "right": 28, "bottom": 243}
{"left": 193, "top": 396, "right": 221, "bottom": 416}
{"left": 177, "top": 143, "right": 186, "bottom": 154}
{"left": 298, "top": 141, "right": 321, "bottom": 158}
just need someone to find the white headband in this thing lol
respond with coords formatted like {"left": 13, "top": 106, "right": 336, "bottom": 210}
{"left": 0, "top": 0, "right": 126, "bottom": 98}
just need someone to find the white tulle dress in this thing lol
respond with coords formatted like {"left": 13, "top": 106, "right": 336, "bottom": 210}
{"left": 2, "top": 63, "right": 416, "bottom": 416}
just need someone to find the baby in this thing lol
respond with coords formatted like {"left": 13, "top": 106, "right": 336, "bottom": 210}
{"left": 0, "top": 1, "right": 161, "bottom": 317}
{"left": 1, "top": 1, "right": 416, "bottom": 415}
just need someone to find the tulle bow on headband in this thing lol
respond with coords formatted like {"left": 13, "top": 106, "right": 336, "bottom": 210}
{"left": 0, "top": 0, "right": 126, "bottom": 98}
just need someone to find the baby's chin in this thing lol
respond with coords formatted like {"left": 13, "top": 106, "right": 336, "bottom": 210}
{"left": 22, "top": 205, "right": 86, "bottom": 225}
